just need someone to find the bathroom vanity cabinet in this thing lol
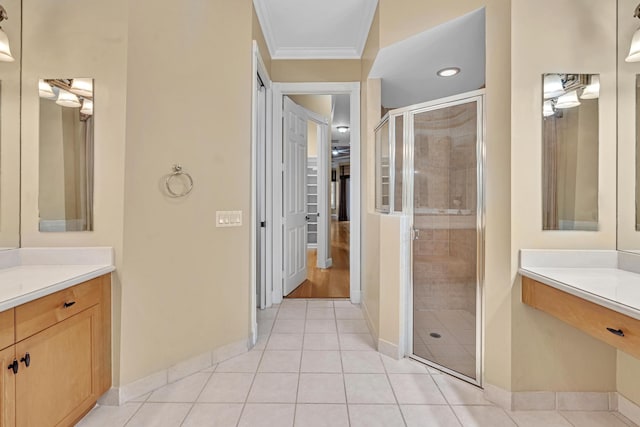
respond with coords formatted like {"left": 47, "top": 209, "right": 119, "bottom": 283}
{"left": 522, "top": 276, "right": 640, "bottom": 359}
{"left": 0, "top": 274, "right": 111, "bottom": 427}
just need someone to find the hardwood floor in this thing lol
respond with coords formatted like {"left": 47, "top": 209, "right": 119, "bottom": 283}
{"left": 287, "top": 220, "right": 350, "bottom": 298}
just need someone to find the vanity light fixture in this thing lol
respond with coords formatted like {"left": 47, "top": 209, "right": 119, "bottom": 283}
{"left": 56, "top": 89, "right": 81, "bottom": 108}
{"left": 555, "top": 90, "right": 581, "bottom": 109}
{"left": 70, "top": 78, "right": 93, "bottom": 97}
{"left": 627, "top": 3, "right": 640, "bottom": 62}
{"left": 543, "top": 74, "right": 564, "bottom": 99}
{"left": 80, "top": 99, "right": 93, "bottom": 115}
{"left": 580, "top": 75, "right": 600, "bottom": 100}
{"left": 337, "top": 126, "right": 349, "bottom": 133}
{"left": 543, "top": 100, "right": 555, "bottom": 117}
{"left": 437, "top": 67, "right": 460, "bottom": 77}
{"left": 38, "top": 80, "right": 56, "bottom": 99}
{"left": 0, "top": 5, "right": 14, "bottom": 62}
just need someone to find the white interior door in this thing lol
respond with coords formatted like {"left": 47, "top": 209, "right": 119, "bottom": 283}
{"left": 283, "top": 97, "right": 308, "bottom": 295}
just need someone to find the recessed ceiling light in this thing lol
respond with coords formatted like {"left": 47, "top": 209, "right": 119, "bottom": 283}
{"left": 337, "top": 126, "right": 349, "bottom": 133}
{"left": 437, "top": 67, "right": 461, "bottom": 77}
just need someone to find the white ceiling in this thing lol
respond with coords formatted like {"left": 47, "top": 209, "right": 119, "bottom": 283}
{"left": 253, "top": 0, "right": 378, "bottom": 59}
{"left": 369, "top": 8, "right": 485, "bottom": 109}
{"left": 331, "top": 94, "right": 351, "bottom": 146}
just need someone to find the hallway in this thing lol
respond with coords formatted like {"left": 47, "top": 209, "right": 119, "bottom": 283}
{"left": 287, "top": 221, "right": 350, "bottom": 299}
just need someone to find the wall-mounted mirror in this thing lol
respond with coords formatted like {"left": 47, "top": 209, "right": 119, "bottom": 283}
{"left": 38, "top": 78, "right": 94, "bottom": 232}
{"left": 542, "top": 73, "right": 600, "bottom": 231}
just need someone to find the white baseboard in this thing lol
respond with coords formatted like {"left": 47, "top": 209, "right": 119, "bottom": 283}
{"left": 378, "top": 338, "right": 401, "bottom": 360}
{"left": 350, "top": 289, "right": 361, "bottom": 304}
{"left": 619, "top": 394, "right": 640, "bottom": 426}
{"left": 484, "top": 383, "right": 622, "bottom": 413}
{"left": 99, "top": 338, "right": 250, "bottom": 406}
{"left": 361, "top": 299, "right": 378, "bottom": 342}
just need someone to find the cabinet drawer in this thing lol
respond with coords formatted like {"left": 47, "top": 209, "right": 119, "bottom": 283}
{"left": 522, "top": 276, "right": 640, "bottom": 359}
{"left": 15, "top": 277, "right": 102, "bottom": 342}
{"left": 0, "top": 309, "right": 13, "bottom": 350}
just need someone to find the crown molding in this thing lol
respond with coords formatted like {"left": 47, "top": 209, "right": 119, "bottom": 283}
{"left": 253, "top": 0, "right": 378, "bottom": 60}
{"left": 252, "top": 0, "right": 277, "bottom": 57}
{"left": 355, "top": 1, "right": 379, "bottom": 57}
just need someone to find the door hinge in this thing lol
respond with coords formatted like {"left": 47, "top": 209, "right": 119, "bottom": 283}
{"left": 260, "top": 221, "right": 266, "bottom": 228}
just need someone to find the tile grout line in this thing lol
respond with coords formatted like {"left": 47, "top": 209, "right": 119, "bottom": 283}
{"left": 121, "top": 400, "right": 147, "bottom": 427}
{"left": 177, "top": 371, "right": 215, "bottom": 427}
{"left": 233, "top": 300, "right": 282, "bottom": 427}
{"left": 429, "top": 368, "right": 467, "bottom": 427}
{"left": 380, "top": 349, "right": 409, "bottom": 427}
{"left": 335, "top": 299, "right": 352, "bottom": 427}
{"left": 292, "top": 299, "right": 309, "bottom": 427}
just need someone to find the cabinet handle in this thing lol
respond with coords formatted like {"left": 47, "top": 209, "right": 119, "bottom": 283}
{"left": 7, "top": 360, "right": 18, "bottom": 374}
{"left": 63, "top": 301, "right": 76, "bottom": 309}
{"left": 20, "top": 353, "right": 30, "bottom": 368}
{"left": 606, "top": 327, "right": 625, "bottom": 337}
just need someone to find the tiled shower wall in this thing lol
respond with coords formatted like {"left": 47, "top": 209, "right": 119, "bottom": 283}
{"left": 412, "top": 103, "right": 477, "bottom": 315}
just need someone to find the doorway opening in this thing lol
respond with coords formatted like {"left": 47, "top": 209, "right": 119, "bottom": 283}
{"left": 271, "top": 82, "right": 361, "bottom": 305}
{"left": 285, "top": 94, "right": 352, "bottom": 299}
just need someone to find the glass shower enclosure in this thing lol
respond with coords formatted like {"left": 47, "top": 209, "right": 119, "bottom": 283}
{"left": 376, "top": 91, "right": 484, "bottom": 385}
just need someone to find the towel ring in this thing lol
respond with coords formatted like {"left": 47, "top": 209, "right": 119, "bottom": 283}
{"left": 165, "top": 164, "right": 193, "bottom": 198}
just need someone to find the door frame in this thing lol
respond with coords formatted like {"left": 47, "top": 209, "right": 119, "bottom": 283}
{"left": 304, "top": 109, "right": 331, "bottom": 269}
{"left": 250, "top": 42, "right": 272, "bottom": 345}
{"left": 272, "top": 82, "right": 361, "bottom": 304}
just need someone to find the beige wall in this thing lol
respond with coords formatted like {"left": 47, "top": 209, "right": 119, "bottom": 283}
{"left": 20, "top": 0, "right": 129, "bottom": 383}
{"left": 0, "top": 0, "right": 21, "bottom": 248}
{"left": 618, "top": 352, "right": 640, "bottom": 405}
{"left": 361, "top": 6, "right": 381, "bottom": 337}
{"left": 272, "top": 60, "right": 361, "bottom": 83}
{"left": 288, "top": 95, "right": 332, "bottom": 158}
{"left": 378, "top": 215, "right": 403, "bottom": 347}
{"left": 119, "top": 0, "right": 253, "bottom": 384}
{"left": 511, "top": 0, "right": 618, "bottom": 392}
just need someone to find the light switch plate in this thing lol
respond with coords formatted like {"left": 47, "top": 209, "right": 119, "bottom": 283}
{"left": 216, "top": 211, "right": 242, "bottom": 227}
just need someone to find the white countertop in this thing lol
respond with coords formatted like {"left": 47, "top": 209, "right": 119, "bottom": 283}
{"left": 519, "top": 250, "right": 640, "bottom": 321}
{"left": 0, "top": 248, "right": 114, "bottom": 312}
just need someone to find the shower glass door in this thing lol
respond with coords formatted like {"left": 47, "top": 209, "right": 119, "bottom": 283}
{"left": 409, "top": 93, "right": 483, "bottom": 384}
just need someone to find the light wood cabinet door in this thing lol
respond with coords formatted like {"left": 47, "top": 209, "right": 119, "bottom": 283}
{"left": 0, "top": 346, "right": 16, "bottom": 427}
{"left": 15, "top": 306, "right": 99, "bottom": 427}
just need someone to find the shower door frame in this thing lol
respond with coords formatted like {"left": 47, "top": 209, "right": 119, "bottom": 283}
{"left": 400, "top": 89, "right": 486, "bottom": 387}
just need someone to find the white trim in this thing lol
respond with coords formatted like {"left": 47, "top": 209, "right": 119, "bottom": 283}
{"left": 304, "top": 111, "right": 331, "bottom": 270}
{"left": 252, "top": 0, "right": 377, "bottom": 60}
{"left": 483, "top": 383, "right": 625, "bottom": 414}
{"left": 252, "top": 0, "right": 277, "bottom": 58}
{"left": 99, "top": 338, "right": 250, "bottom": 406}
{"left": 354, "top": 1, "right": 379, "bottom": 57}
{"left": 272, "top": 82, "right": 361, "bottom": 305}
{"left": 378, "top": 338, "right": 401, "bottom": 360}
{"left": 619, "top": 394, "right": 640, "bottom": 426}
{"left": 251, "top": 40, "right": 274, "bottom": 332}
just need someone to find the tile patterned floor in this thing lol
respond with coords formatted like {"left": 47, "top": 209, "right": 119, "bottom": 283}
{"left": 77, "top": 299, "right": 638, "bottom": 427}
